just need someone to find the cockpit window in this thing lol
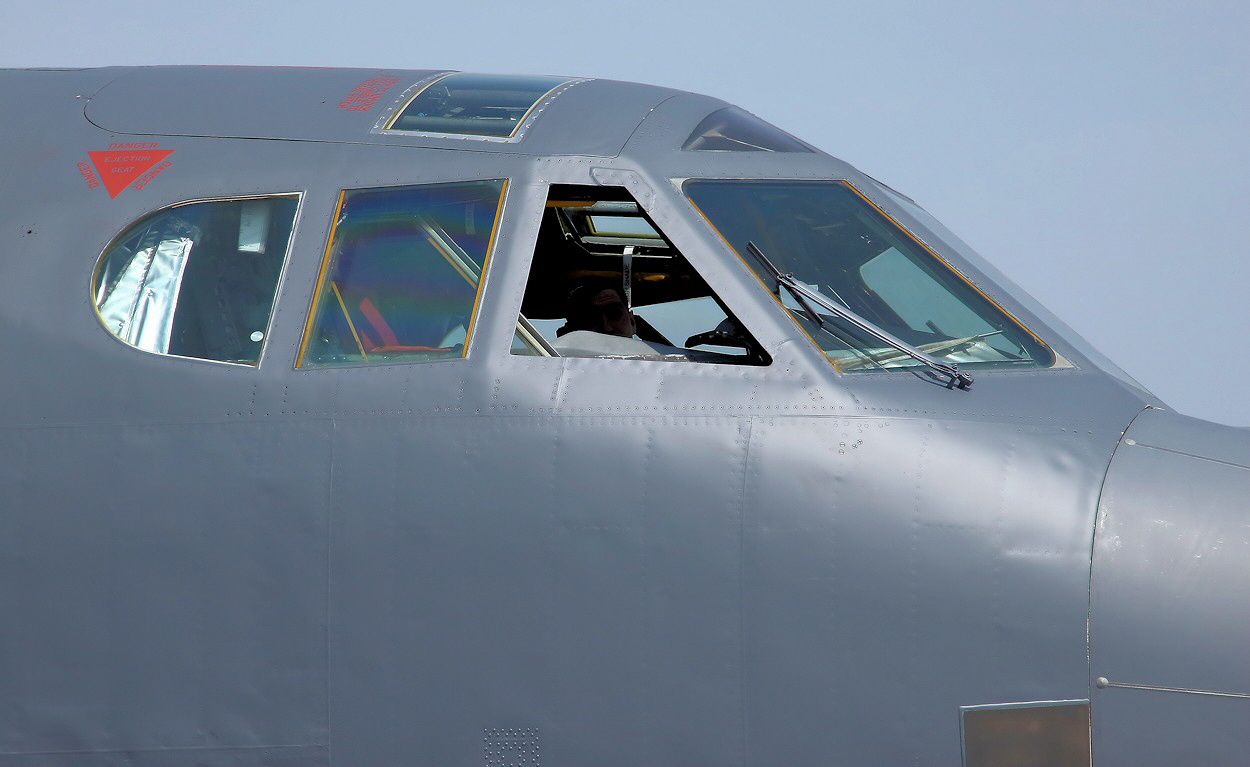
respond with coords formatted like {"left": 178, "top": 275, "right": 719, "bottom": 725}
{"left": 684, "top": 180, "right": 1054, "bottom": 372}
{"left": 682, "top": 107, "right": 813, "bottom": 153}
{"left": 299, "top": 180, "right": 506, "bottom": 367}
{"left": 384, "top": 73, "right": 578, "bottom": 140}
{"left": 93, "top": 195, "right": 298, "bottom": 366}
{"left": 512, "top": 185, "right": 769, "bottom": 365}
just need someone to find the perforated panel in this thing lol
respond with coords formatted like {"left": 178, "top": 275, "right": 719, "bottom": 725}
{"left": 484, "top": 728, "right": 540, "bottom": 767}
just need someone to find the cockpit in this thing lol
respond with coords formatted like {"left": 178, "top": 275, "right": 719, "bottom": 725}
{"left": 507, "top": 179, "right": 1055, "bottom": 380}
{"left": 86, "top": 70, "right": 1060, "bottom": 383}
{"left": 90, "top": 175, "right": 1059, "bottom": 379}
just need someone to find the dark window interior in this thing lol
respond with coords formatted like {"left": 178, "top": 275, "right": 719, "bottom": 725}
{"left": 514, "top": 185, "right": 769, "bottom": 365}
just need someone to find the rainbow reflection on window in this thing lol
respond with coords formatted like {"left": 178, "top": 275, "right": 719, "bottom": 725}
{"left": 300, "top": 180, "right": 506, "bottom": 366}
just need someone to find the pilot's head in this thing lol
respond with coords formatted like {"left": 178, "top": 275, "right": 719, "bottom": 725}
{"left": 559, "top": 279, "right": 637, "bottom": 338}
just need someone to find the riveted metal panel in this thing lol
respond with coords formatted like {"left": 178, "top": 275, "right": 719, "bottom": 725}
{"left": 1090, "top": 408, "right": 1250, "bottom": 765}
{"left": 84, "top": 67, "right": 676, "bottom": 158}
{"left": 84, "top": 66, "right": 436, "bottom": 142}
{"left": 0, "top": 421, "right": 332, "bottom": 761}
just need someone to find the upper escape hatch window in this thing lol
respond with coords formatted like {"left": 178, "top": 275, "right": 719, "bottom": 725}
{"left": 93, "top": 195, "right": 298, "bottom": 366}
{"left": 684, "top": 180, "right": 1054, "bottom": 372}
{"left": 683, "top": 107, "right": 814, "bottom": 153}
{"left": 299, "top": 180, "right": 507, "bottom": 367}
{"left": 384, "top": 73, "right": 578, "bottom": 140}
{"left": 512, "top": 185, "right": 770, "bottom": 365}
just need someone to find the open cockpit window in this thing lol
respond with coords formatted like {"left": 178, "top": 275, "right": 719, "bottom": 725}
{"left": 299, "top": 180, "right": 506, "bottom": 367}
{"left": 684, "top": 180, "right": 1055, "bottom": 373}
{"left": 512, "top": 185, "right": 769, "bottom": 365}
{"left": 93, "top": 195, "right": 298, "bottom": 365}
{"left": 383, "top": 73, "right": 579, "bottom": 140}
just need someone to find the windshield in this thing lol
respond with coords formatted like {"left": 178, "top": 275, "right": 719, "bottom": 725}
{"left": 684, "top": 180, "right": 1054, "bottom": 372}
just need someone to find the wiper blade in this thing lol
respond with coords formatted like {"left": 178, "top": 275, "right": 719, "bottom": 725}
{"left": 836, "top": 331, "right": 1003, "bottom": 371}
{"left": 745, "top": 241, "right": 973, "bottom": 390}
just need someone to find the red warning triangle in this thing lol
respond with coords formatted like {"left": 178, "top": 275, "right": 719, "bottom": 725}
{"left": 89, "top": 149, "right": 174, "bottom": 198}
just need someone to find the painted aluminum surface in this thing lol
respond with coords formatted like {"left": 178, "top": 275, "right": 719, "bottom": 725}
{"left": 1090, "top": 408, "right": 1250, "bottom": 765}
{"left": 84, "top": 66, "right": 677, "bottom": 157}
{"left": 0, "top": 66, "right": 1241, "bottom": 766}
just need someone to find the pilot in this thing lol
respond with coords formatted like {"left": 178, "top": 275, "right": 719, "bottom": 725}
{"left": 557, "top": 279, "right": 637, "bottom": 339}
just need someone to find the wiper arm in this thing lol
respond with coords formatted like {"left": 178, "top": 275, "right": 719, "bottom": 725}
{"left": 745, "top": 241, "right": 973, "bottom": 390}
{"left": 745, "top": 241, "right": 825, "bottom": 328}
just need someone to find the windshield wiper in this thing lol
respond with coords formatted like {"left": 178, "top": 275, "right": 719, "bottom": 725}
{"left": 835, "top": 331, "right": 1003, "bottom": 371}
{"left": 746, "top": 241, "right": 973, "bottom": 390}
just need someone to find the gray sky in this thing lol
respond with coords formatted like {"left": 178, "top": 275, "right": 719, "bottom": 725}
{"left": 4, "top": 0, "right": 1247, "bottom": 424}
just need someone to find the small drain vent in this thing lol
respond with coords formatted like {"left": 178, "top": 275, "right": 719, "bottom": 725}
{"left": 484, "top": 727, "right": 540, "bottom": 767}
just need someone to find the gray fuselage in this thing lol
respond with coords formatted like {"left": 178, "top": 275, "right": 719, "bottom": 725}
{"left": 0, "top": 66, "right": 1246, "bottom": 767}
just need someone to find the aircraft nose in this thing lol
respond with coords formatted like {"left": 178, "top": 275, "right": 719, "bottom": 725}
{"left": 1088, "top": 408, "right": 1250, "bottom": 761}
